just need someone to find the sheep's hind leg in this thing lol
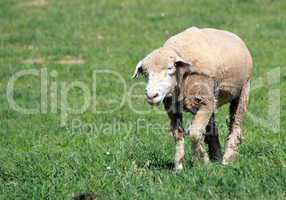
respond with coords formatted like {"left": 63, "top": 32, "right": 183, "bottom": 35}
{"left": 223, "top": 81, "right": 250, "bottom": 165}
{"left": 204, "top": 114, "right": 222, "bottom": 162}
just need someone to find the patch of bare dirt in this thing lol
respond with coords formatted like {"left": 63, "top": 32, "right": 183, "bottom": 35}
{"left": 25, "top": 0, "right": 48, "bottom": 7}
{"left": 56, "top": 56, "right": 85, "bottom": 65}
{"left": 21, "top": 56, "right": 85, "bottom": 65}
{"left": 22, "top": 57, "right": 44, "bottom": 65}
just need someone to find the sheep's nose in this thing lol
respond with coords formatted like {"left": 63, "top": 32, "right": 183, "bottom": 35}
{"left": 146, "top": 92, "right": 159, "bottom": 100}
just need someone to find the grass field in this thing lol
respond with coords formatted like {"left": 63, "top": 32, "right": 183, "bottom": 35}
{"left": 1, "top": 0, "right": 286, "bottom": 199}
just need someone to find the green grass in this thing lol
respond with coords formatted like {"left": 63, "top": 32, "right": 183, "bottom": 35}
{"left": 1, "top": 0, "right": 286, "bottom": 199}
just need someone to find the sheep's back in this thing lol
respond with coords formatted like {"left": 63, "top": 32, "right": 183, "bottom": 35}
{"left": 164, "top": 27, "right": 252, "bottom": 82}
{"left": 164, "top": 27, "right": 253, "bottom": 100}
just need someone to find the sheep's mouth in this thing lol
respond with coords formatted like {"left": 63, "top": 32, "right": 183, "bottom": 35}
{"left": 146, "top": 94, "right": 166, "bottom": 106}
{"left": 147, "top": 99, "right": 161, "bottom": 106}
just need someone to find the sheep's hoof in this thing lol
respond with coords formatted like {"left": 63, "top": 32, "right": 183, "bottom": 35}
{"left": 222, "top": 150, "right": 238, "bottom": 165}
{"left": 222, "top": 159, "right": 230, "bottom": 165}
{"left": 174, "top": 163, "right": 183, "bottom": 171}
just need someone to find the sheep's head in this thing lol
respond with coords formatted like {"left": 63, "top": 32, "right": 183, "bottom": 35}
{"left": 132, "top": 48, "right": 191, "bottom": 105}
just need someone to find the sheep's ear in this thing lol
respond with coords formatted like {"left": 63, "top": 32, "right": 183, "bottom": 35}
{"left": 174, "top": 57, "right": 192, "bottom": 77}
{"left": 132, "top": 60, "right": 143, "bottom": 79}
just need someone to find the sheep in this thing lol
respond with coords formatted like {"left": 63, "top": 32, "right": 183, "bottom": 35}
{"left": 132, "top": 27, "right": 252, "bottom": 170}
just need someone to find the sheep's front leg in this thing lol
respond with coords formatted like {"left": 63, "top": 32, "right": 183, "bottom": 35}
{"left": 173, "top": 126, "right": 184, "bottom": 170}
{"left": 164, "top": 98, "right": 184, "bottom": 170}
{"left": 189, "top": 105, "right": 213, "bottom": 164}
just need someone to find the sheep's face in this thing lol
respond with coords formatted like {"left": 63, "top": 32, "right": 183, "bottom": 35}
{"left": 132, "top": 48, "right": 191, "bottom": 105}
{"left": 143, "top": 65, "right": 176, "bottom": 105}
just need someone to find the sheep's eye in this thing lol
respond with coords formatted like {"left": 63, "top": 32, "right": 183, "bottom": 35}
{"left": 143, "top": 72, "right": 149, "bottom": 80}
{"left": 167, "top": 65, "right": 176, "bottom": 75}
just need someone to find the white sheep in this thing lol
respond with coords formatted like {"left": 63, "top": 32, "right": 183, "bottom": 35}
{"left": 132, "top": 27, "right": 253, "bottom": 170}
